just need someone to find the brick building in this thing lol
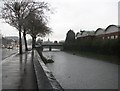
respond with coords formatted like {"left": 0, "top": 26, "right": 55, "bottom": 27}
{"left": 76, "top": 25, "right": 120, "bottom": 40}
{"left": 104, "top": 25, "right": 120, "bottom": 39}
{"left": 94, "top": 28, "right": 105, "bottom": 40}
{"left": 77, "top": 31, "right": 95, "bottom": 40}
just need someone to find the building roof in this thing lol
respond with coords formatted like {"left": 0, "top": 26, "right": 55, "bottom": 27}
{"left": 77, "top": 24, "right": 119, "bottom": 38}
{"left": 95, "top": 28, "right": 104, "bottom": 33}
{"left": 77, "top": 31, "right": 95, "bottom": 38}
{"left": 105, "top": 25, "right": 119, "bottom": 32}
{"left": 94, "top": 28, "right": 105, "bottom": 35}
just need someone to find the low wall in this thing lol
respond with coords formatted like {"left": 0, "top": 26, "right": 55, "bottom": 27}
{"left": 33, "top": 50, "right": 64, "bottom": 90}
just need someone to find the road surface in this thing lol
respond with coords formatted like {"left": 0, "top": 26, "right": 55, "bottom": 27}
{"left": 2, "top": 48, "right": 18, "bottom": 60}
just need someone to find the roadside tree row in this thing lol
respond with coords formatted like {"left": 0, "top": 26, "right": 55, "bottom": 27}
{"left": 1, "top": 0, "right": 52, "bottom": 54}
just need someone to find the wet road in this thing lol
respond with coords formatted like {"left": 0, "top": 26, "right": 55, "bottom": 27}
{"left": 2, "top": 48, "right": 18, "bottom": 60}
{"left": 43, "top": 50, "right": 118, "bottom": 89}
{"left": 0, "top": 48, "right": 2, "bottom": 61}
{"left": 0, "top": 48, "right": 2, "bottom": 90}
{"left": 0, "top": 48, "right": 18, "bottom": 90}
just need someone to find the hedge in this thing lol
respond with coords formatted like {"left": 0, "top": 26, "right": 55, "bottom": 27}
{"left": 63, "top": 39, "right": 120, "bottom": 56}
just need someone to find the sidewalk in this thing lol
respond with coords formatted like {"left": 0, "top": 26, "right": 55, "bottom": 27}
{"left": 2, "top": 50, "right": 53, "bottom": 90}
{"left": 2, "top": 51, "right": 38, "bottom": 90}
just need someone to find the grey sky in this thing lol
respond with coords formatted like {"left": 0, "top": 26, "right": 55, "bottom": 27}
{"left": 0, "top": 0, "right": 119, "bottom": 41}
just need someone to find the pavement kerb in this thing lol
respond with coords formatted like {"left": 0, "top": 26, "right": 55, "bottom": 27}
{"left": 33, "top": 50, "right": 64, "bottom": 91}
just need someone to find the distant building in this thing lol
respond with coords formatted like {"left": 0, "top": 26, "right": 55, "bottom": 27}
{"left": 4, "top": 36, "right": 19, "bottom": 46}
{"left": 77, "top": 31, "right": 95, "bottom": 40}
{"left": 95, "top": 28, "right": 104, "bottom": 35}
{"left": 43, "top": 38, "right": 53, "bottom": 45}
{"left": 94, "top": 28, "right": 105, "bottom": 39}
{"left": 76, "top": 24, "right": 120, "bottom": 40}
{"left": 104, "top": 25, "right": 120, "bottom": 39}
{"left": 2, "top": 37, "right": 8, "bottom": 46}
{"left": 59, "top": 40, "right": 65, "bottom": 44}
{"left": 65, "top": 29, "right": 75, "bottom": 43}
{"left": 5, "top": 36, "right": 19, "bottom": 42}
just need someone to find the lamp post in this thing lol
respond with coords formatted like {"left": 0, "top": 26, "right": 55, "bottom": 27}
{"left": 14, "top": 2, "right": 22, "bottom": 54}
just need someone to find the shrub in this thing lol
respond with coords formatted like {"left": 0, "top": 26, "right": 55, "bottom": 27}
{"left": 63, "top": 38, "right": 120, "bottom": 56}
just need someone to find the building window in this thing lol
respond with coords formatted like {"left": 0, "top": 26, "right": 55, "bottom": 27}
{"left": 115, "top": 35, "right": 118, "bottom": 39}
{"left": 111, "top": 36, "right": 114, "bottom": 39}
{"left": 102, "top": 37, "right": 104, "bottom": 40}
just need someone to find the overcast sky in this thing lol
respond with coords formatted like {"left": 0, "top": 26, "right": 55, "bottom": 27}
{"left": 0, "top": 0, "right": 119, "bottom": 41}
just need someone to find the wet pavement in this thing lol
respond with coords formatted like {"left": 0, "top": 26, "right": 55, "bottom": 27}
{"left": 2, "top": 49, "right": 64, "bottom": 90}
{"left": 2, "top": 51, "right": 38, "bottom": 90}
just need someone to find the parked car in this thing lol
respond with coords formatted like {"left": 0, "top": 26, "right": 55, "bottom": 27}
{"left": 2, "top": 45, "right": 5, "bottom": 48}
{"left": 7, "top": 45, "right": 13, "bottom": 49}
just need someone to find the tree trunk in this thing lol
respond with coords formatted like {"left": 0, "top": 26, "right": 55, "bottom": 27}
{"left": 19, "top": 27, "right": 22, "bottom": 54}
{"left": 18, "top": 13, "right": 22, "bottom": 54}
{"left": 23, "top": 31, "right": 28, "bottom": 51}
{"left": 32, "top": 37, "right": 34, "bottom": 49}
{"left": 32, "top": 36, "right": 36, "bottom": 49}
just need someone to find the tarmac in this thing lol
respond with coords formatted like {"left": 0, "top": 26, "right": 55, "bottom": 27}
{"left": 2, "top": 50, "right": 56, "bottom": 90}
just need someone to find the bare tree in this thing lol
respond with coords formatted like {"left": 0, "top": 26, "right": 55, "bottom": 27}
{"left": 23, "top": 11, "right": 51, "bottom": 49}
{"left": 1, "top": 0, "right": 51, "bottom": 53}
